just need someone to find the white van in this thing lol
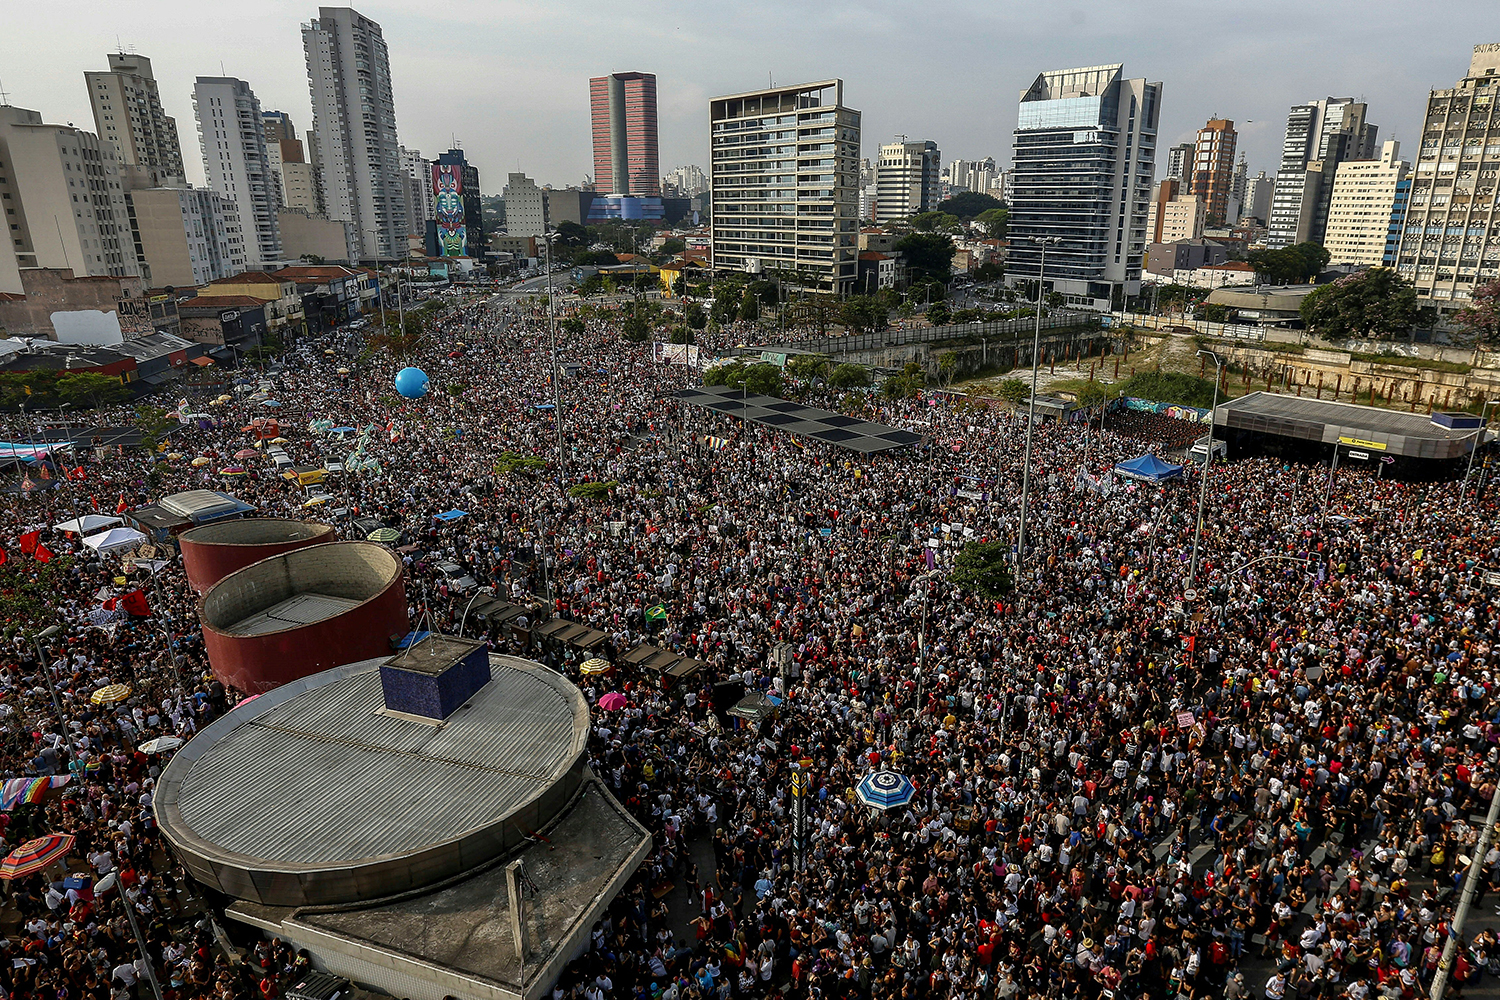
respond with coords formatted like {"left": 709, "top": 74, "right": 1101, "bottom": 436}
{"left": 1188, "top": 435, "right": 1227, "bottom": 463}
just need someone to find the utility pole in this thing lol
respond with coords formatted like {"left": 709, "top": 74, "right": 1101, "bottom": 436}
{"left": 1429, "top": 778, "right": 1500, "bottom": 999}
{"left": 1016, "top": 236, "right": 1061, "bottom": 575}
{"left": 1187, "top": 349, "right": 1223, "bottom": 594}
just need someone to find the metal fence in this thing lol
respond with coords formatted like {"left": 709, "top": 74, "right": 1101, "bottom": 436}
{"left": 759, "top": 312, "right": 1100, "bottom": 356}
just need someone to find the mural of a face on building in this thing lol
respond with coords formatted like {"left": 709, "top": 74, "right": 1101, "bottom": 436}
{"left": 433, "top": 164, "right": 466, "bottom": 257}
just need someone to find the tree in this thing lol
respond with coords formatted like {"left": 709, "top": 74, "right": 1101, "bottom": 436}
{"left": 1248, "top": 242, "right": 1329, "bottom": 284}
{"left": 56, "top": 372, "right": 131, "bottom": 412}
{"left": 895, "top": 233, "right": 956, "bottom": 286}
{"left": 575, "top": 249, "right": 622, "bottom": 267}
{"left": 577, "top": 274, "right": 604, "bottom": 297}
{"left": 938, "top": 352, "right": 958, "bottom": 387}
{"left": 133, "top": 404, "right": 174, "bottom": 453}
{"left": 909, "top": 212, "right": 961, "bottom": 233}
{"left": 553, "top": 221, "right": 590, "bottom": 249}
{"left": 949, "top": 540, "right": 1014, "bottom": 600}
{"left": 683, "top": 301, "right": 708, "bottom": 331}
{"left": 737, "top": 288, "right": 760, "bottom": 322}
{"left": 370, "top": 311, "right": 426, "bottom": 359}
{"left": 937, "top": 191, "right": 1006, "bottom": 220}
{"left": 658, "top": 238, "right": 686, "bottom": 257}
{"left": 839, "top": 296, "right": 889, "bottom": 334}
{"left": 667, "top": 326, "right": 696, "bottom": 345}
{"left": 620, "top": 301, "right": 654, "bottom": 342}
{"left": 997, "top": 379, "right": 1029, "bottom": 403}
{"left": 926, "top": 301, "right": 952, "bottom": 327}
{"left": 1299, "top": 268, "right": 1420, "bottom": 341}
{"left": 975, "top": 261, "right": 1003, "bottom": 282}
{"left": 975, "top": 207, "right": 1009, "bottom": 240}
{"left": 1456, "top": 279, "right": 1500, "bottom": 349}
{"left": 743, "top": 363, "right": 784, "bottom": 397}
{"left": 787, "top": 295, "right": 839, "bottom": 336}
{"left": 560, "top": 316, "right": 586, "bottom": 337}
{"left": 880, "top": 362, "right": 927, "bottom": 399}
{"left": 827, "top": 363, "right": 873, "bottom": 389}
{"left": 786, "top": 353, "right": 832, "bottom": 382}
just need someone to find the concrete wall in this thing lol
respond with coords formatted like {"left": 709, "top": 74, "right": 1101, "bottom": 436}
{"left": 180, "top": 519, "right": 334, "bottom": 594}
{"left": 278, "top": 210, "right": 351, "bottom": 264}
{"left": 0, "top": 268, "right": 147, "bottom": 339}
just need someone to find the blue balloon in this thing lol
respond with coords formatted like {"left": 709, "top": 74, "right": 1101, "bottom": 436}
{"left": 394, "top": 367, "right": 429, "bottom": 399}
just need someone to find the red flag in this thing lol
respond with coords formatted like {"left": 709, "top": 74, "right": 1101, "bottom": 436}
{"left": 116, "top": 494, "right": 127, "bottom": 515}
{"left": 34, "top": 544, "right": 53, "bottom": 564}
{"left": 37, "top": 465, "right": 49, "bottom": 481}
{"left": 18, "top": 531, "right": 39, "bottom": 555}
{"left": 0, "top": 548, "right": 9, "bottom": 568}
{"left": 102, "top": 596, "right": 117, "bottom": 611}
{"left": 90, "top": 495, "right": 99, "bottom": 512}
{"left": 68, "top": 466, "right": 86, "bottom": 481}
{"left": 121, "top": 589, "right": 149, "bottom": 616}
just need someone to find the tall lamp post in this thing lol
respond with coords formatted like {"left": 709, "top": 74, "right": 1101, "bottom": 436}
{"left": 541, "top": 228, "right": 566, "bottom": 482}
{"left": 1462, "top": 399, "right": 1498, "bottom": 506}
{"left": 1187, "top": 348, "right": 1224, "bottom": 594}
{"left": 1015, "top": 236, "right": 1062, "bottom": 575}
{"left": 34, "top": 625, "right": 75, "bottom": 762}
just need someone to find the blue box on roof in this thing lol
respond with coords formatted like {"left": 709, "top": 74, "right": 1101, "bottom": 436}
{"left": 379, "top": 635, "right": 490, "bottom": 720}
{"left": 1431, "top": 411, "right": 1483, "bottom": 430}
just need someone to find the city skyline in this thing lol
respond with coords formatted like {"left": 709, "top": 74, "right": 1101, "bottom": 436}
{"left": 1, "top": 0, "right": 1491, "bottom": 197}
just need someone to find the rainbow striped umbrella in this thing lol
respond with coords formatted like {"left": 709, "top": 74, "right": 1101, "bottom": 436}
{"left": 0, "top": 833, "right": 75, "bottom": 879}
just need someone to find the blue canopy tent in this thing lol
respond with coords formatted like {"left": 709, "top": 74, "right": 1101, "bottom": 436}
{"left": 1113, "top": 454, "right": 1184, "bottom": 483}
{"left": 434, "top": 509, "right": 468, "bottom": 522}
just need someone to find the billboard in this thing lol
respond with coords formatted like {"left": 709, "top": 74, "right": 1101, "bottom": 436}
{"left": 432, "top": 164, "right": 465, "bottom": 257}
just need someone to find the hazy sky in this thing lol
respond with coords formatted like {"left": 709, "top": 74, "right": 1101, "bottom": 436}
{"left": 1, "top": 0, "right": 1492, "bottom": 194}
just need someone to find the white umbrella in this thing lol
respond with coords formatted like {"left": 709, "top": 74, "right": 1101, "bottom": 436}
{"left": 53, "top": 514, "right": 123, "bottom": 535}
{"left": 81, "top": 527, "right": 148, "bottom": 554}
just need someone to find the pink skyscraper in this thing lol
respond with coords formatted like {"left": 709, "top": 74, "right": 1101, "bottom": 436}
{"left": 589, "top": 72, "right": 660, "bottom": 196}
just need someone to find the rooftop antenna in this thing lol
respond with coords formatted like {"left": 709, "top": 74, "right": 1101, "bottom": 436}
{"left": 0, "top": 80, "right": 9, "bottom": 106}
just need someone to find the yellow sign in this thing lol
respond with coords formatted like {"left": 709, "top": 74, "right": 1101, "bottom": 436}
{"left": 1338, "top": 436, "right": 1387, "bottom": 451}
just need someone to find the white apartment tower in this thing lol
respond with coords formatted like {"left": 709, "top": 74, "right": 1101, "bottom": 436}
{"left": 399, "top": 146, "right": 434, "bottom": 236}
{"left": 875, "top": 139, "right": 940, "bottom": 222}
{"left": 85, "top": 53, "right": 186, "bottom": 189}
{"left": 710, "top": 80, "right": 862, "bottom": 294}
{"left": 1009, "top": 63, "right": 1161, "bottom": 307}
{"left": 303, "top": 7, "right": 406, "bottom": 260}
{"left": 0, "top": 105, "right": 138, "bottom": 294}
{"left": 1394, "top": 44, "right": 1500, "bottom": 311}
{"left": 1267, "top": 97, "right": 1378, "bottom": 248}
{"left": 194, "top": 77, "right": 282, "bottom": 268}
{"left": 1323, "top": 140, "right": 1409, "bottom": 267}
{"left": 501, "top": 173, "right": 546, "bottom": 240}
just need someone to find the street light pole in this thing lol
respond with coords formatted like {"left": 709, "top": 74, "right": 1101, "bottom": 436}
{"left": 1462, "top": 399, "right": 1498, "bottom": 506}
{"left": 34, "top": 625, "right": 75, "bottom": 764}
{"left": 1016, "top": 236, "right": 1061, "bottom": 575}
{"left": 543, "top": 229, "right": 566, "bottom": 482}
{"left": 1187, "top": 349, "right": 1223, "bottom": 593}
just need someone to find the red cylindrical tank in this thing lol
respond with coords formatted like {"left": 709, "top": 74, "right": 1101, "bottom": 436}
{"left": 200, "top": 541, "right": 408, "bottom": 694}
{"left": 180, "top": 519, "right": 335, "bottom": 594}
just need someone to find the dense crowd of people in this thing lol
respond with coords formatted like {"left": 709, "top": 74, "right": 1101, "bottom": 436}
{"left": 0, "top": 285, "right": 1489, "bottom": 1000}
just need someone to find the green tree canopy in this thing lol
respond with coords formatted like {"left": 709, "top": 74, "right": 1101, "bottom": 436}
{"left": 57, "top": 371, "right": 132, "bottom": 411}
{"left": 949, "top": 540, "right": 1014, "bottom": 600}
{"left": 1299, "top": 268, "right": 1420, "bottom": 341}
{"left": 1114, "top": 371, "right": 1221, "bottom": 408}
{"left": 936, "top": 191, "right": 1005, "bottom": 219}
{"left": 975, "top": 207, "right": 1008, "bottom": 240}
{"left": 909, "top": 212, "right": 961, "bottom": 233}
{"left": 827, "top": 363, "right": 873, "bottom": 389}
{"left": 895, "top": 232, "right": 956, "bottom": 286}
{"left": 926, "top": 301, "right": 952, "bottom": 327}
{"left": 1247, "top": 242, "right": 1330, "bottom": 284}
{"left": 552, "top": 221, "right": 590, "bottom": 248}
{"left": 785, "top": 353, "right": 832, "bottom": 381}
{"left": 658, "top": 238, "right": 686, "bottom": 257}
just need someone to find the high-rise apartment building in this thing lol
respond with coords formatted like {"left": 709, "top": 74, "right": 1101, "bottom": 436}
{"left": 1323, "top": 140, "right": 1409, "bottom": 267}
{"left": 590, "top": 72, "right": 660, "bottom": 196}
{"left": 875, "top": 139, "right": 940, "bottom": 222}
{"left": 1242, "top": 170, "right": 1274, "bottom": 224}
{"left": 126, "top": 186, "right": 244, "bottom": 287}
{"left": 502, "top": 173, "right": 546, "bottom": 240}
{"left": 1267, "top": 98, "right": 1378, "bottom": 248}
{"left": 662, "top": 164, "right": 708, "bottom": 198}
{"left": 1189, "top": 119, "right": 1237, "bottom": 226}
{"left": 1227, "top": 154, "right": 1249, "bottom": 224}
{"left": 85, "top": 53, "right": 185, "bottom": 189}
{"left": 710, "top": 80, "right": 861, "bottom": 293}
{"left": 399, "top": 147, "right": 434, "bottom": 244}
{"left": 942, "top": 157, "right": 997, "bottom": 196}
{"left": 263, "top": 111, "right": 322, "bottom": 215}
{"left": 0, "top": 105, "right": 138, "bottom": 293}
{"left": 194, "top": 78, "right": 282, "bottom": 268}
{"left": 431, "top": 148, "right": 483, "bottom": 258}
{"left": 303, "top": 7, "right": 406, "bottom": 260}
{"left": 1009, "top": 63, "right": 1161, "bottom": 306}
{"left": 1394, "top": 44, "right": 1500, "bottom": 311}
{"left": 1165, "top": 142, "right": 1194, "bottom": 181}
